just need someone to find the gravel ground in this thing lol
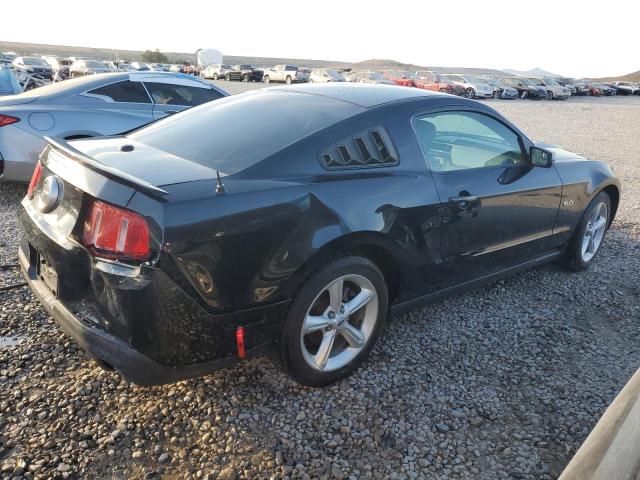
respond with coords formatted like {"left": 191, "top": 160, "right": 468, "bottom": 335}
{"left": 1, "top": 90, "right": 639, "bottom": 480}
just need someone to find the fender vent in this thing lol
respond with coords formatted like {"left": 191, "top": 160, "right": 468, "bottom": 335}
{"left": 319, "top": 127, "right": 398, "bottom": 170}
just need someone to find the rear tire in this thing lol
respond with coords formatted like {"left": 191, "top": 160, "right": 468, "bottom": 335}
{"left": 278, "top": 256, "right": 388, "bottom": 387}
{"left": 225, "top": 74, "right": 230, "bottom": 81}
{"left": 560, "top": 191, "right": 611, "bottom": 271}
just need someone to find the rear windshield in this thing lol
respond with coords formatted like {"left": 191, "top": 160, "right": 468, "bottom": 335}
{"left": 129, "top": 90, "right": 364, "bottom": 175}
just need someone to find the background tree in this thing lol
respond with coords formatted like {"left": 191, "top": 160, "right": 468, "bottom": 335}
{"left": 141, "top": 49, "right": 169, "bottom": 63}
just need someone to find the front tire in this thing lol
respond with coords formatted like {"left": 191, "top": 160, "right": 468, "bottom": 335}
{"left": 242, "top": 74, "right": 249, "bottom": 82}
{"left": 465, "top": 88, "right": 475, "bottom": 99}
{"left": 285, "top": 76, "right": 292, "bottom": 85}
{"left": 213, "top": 73, "right": 218, "bottom": 80}
{"left": 225, "top": 74, "right": 230, "bottom": 81}
{"left": 263, "top": 75, "right": 270, "bottom": 84}
{"left": 279, "top": 256, "right": 388, "bottom": 386}
{"left": 561, "top": 191, "right": 611, "bottom": 271}
{"left": 547, "top": 90, "right": 554, "bottom": 100}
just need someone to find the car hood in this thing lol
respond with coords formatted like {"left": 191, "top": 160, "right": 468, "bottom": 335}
{"left": 534, "top": 142, "right": 588, "bottom": 163}
{"left": 67, "top": 136, "right": 220, "bottom": 187}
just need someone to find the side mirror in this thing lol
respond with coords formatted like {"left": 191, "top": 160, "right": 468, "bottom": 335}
{"left": 530, "top": 147, "right": 553, "bottom": 168}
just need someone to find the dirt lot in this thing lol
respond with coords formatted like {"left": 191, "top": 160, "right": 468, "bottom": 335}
{"left": 0, "top": 89, "right": 639, "bottom": 480}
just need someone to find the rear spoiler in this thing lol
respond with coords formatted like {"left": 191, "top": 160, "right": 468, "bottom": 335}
{"left": 44, "top": 137, "right": 168, "bottom": 199}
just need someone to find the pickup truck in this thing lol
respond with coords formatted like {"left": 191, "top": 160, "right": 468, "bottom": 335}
{"left": 262, "top": 64, "right": 309, "bottom": 84}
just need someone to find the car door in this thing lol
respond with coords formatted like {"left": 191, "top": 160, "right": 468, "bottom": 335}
{"left": 412, "top": 108, "right": 563, "bottom": 287}
{"left": 142, "top": 77, "right": 225, "bottom": 119}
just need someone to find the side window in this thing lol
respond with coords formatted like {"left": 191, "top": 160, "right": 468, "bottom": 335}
{"left": 144, "top": 82, "right": 224, "bottom": 106}
{"left": 412, "top": 111, "right": 525, "bottom": 172}
{"left": 88, "top": 81, "right": 151, "bottom": 103}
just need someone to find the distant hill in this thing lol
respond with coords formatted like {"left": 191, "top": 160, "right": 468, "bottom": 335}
{"left": 502, "top": 67, "right": 562, "bottom": 78}
{"left": 352, "top": 59, "right": 509, "bottom": 77}
{"left": 596, "top": 70, "right": 640, "bottom": 82}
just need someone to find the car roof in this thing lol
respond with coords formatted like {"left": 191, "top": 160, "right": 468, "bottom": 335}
{"left": 267, "top": 83, "right": 441, "bottom": 108}
{"left": 6, "top": 71, "right": 215, "bottom": 101}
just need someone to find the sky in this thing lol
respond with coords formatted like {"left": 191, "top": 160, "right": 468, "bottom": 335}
{"left": 2, "top": 0, "right": 638, "bottom": 78}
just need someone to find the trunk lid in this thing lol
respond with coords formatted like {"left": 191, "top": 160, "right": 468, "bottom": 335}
{"left": 66, "top": 136, "right": 219, "bottom": 187}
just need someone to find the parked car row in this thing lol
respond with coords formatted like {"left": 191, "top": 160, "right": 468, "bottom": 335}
{"left": 3, "top": 51, "right": 640, "bottom": 101}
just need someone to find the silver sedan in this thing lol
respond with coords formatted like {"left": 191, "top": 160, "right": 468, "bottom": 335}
{"left": 0, "top": 71, "right": 227, "bottom": 182}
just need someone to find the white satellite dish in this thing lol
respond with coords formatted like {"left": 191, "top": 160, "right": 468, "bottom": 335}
{"left": 196, "top": 49, "right": 223, "bottom": 67}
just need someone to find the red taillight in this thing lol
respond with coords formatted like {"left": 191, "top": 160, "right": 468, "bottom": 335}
{"left": 27, "top": 162, "right": 43, "bottom": 198}
{"left": 236, "top": 326, "right": 246, "bottom": 358}
{"left": 82, "top": 200, "right": 150, "bottom": 261}
{"left": 0, "top": 115, "right": 20, "bottom": 127}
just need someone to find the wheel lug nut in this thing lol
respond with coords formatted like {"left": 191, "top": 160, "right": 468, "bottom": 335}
{"left": 328, "top": 312, "right": 336, "bottom": 319}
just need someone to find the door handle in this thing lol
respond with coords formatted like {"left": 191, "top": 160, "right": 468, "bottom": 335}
{"left": 449, "top": 195, "right": 478, "bottom": 209}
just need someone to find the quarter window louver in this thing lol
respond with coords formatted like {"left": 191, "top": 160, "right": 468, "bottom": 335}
{"left": 370, "top": 131, "right": 393, "bottom": 162}
{"left": 355, "top": 138, "right": 372, "bottom": 162}
{"left": 319, "top": 127, "right": 398, "bottom": 170}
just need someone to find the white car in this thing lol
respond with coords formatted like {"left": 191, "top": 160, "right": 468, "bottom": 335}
{"left": 532, "top": 77, "right": 571, "bottom": 100}
{"left": 69, "top": 60, "right": 113, "bottom": 77}
{"left": 345, "top": 71, "right": 395, "bottom": 85}
{"left": 200, "top": 64, "right": 232, "bottom": 80}
{"left": 131, "top": 62, "right": 151, "bottom": 71}
{"left": 613, "top": 81, "right": 639, "bottom": 95}
{"left": 444, "top": 74, "right": 494, "bottom": 99}
{"left": 262, "top": 65, "right": 309, "bottom": 84}
{"left": 309, "top": 69, "right": 346, "bottom": 83}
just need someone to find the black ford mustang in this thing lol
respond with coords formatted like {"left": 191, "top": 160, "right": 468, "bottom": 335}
{"left": 19, "top": 84, "right": 620, "bottom": 387}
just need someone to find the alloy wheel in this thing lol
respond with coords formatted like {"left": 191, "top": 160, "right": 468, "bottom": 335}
{"left": 581, "top": 202, "right": 608, "bottom": 262}
{"left": 300, "top": 274, "right": 379, "bottom": 372}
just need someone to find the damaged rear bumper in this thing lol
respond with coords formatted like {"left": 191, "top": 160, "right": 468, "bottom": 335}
{"left": 18, "top": 242, "right": 284, "bottom": 386}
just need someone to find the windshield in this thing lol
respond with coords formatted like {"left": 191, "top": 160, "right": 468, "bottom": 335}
{"left": 529, "top": 78, "right": 545, "bottom": 86}
{"left": 543, "top": 78, "right": 560, "bottom": 86}
{"left": 85, "top": 60, "right": 105, "bottom": 68}
{"left": 22, "top": 57, "right": 47, "bottom": 66}
{"left": 326, "top": 70, "right": 342, "bottom": 78}
{"left": 129, "top": 90, "right": 365, "bottom": 175}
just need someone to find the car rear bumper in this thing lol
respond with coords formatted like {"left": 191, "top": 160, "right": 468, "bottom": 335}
{"left": 18, "top": 199, "right": 291, "bottom": 385}
{"left": 18, "top": 241, "right": 283, "bottom": 385}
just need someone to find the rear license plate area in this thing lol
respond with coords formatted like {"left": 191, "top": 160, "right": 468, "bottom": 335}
{"left": 37, "top": 251, "right": 59, "bottom": 297}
